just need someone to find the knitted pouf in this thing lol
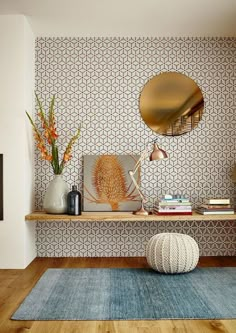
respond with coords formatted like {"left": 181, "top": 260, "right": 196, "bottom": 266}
{"left": 146, "top": 233, "right": 199, "bottom": 274}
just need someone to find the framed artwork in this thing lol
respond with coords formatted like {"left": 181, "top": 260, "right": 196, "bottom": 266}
{"left": 83, "top": 155, "right": 141, "bottom": 212}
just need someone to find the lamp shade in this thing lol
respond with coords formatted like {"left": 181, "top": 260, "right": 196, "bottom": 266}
{"left": 149, "top": 142, "right": 168, "bottom": 161}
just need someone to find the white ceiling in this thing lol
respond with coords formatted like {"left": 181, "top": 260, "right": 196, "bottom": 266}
{"left": 0, "top": 0, "right": 236, "bottom": 37}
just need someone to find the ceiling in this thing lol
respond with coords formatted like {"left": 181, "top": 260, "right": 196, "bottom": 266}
{"left": 0, "top": 0, "right": 236, "bottom": 37}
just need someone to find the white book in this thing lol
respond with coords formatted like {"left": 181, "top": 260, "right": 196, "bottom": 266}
{"left": 160, "top": 199, "right": 189, "bottom": 203}
{"left": 204, "top": 198, "right": 230, "bottom": 205}
{"left": 196, "top": 210, "right": 234, "bottom": 215}
{"left": 159, "top": 202, "right": 191, "bottom": 206}
{"left": 159, "top": 205, "right": 192, "bottom": 210}
{"left": 158, "top": 209, "right": 192, "bottom": 213}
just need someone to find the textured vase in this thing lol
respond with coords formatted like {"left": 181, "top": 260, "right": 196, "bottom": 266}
{"left": 43, "top": 175, "right": 69, "bottom": 214}
{"left": 146, "top": 233, "right": 199, "bottom": 274}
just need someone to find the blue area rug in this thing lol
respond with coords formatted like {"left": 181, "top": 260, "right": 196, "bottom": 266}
{"left": 12, "top": 268, "right": 236, "bottom": 320}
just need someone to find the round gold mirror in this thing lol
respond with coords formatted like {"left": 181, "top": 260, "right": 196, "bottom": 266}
{"left": 139, "top": 72, "right": 204, "bottom": 136}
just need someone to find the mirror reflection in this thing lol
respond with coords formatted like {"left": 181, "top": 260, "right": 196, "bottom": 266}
{"left": 139, "top": 72, "right": 204, "bottom": 136}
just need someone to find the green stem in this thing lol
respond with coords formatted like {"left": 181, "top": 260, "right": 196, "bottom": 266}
{"left": 51, "top": 143, "right": 60, "bottom": 174}
{"left": 49, "top": 95, "right": 55, "bottom": 127}
{"left": 58, "top": 160, "right": 65, "bottom": 174}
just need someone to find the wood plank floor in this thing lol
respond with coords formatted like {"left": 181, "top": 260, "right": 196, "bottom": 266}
{"left": 0, "top": 257, "right": 235, "bottom": 333}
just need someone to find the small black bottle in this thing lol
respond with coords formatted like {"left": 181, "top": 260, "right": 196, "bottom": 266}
{"left": 67, "top": 185, "right": 82, "bottom": 215}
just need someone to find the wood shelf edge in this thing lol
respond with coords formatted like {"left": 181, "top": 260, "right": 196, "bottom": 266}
{"left": 25, "top": 211, "right": 236, "bottom": 222}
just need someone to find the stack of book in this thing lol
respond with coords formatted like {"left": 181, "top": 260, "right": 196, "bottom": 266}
{"left": 196, "top": 198, "right": 235, "bottom": 215}
{"left": 153, "top": 195, "right": 192, "bottom": 215}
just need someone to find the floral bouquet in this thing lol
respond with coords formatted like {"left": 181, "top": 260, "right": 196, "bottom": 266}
{"left": 26, "top": 93, "right": 80, "bottom": 175}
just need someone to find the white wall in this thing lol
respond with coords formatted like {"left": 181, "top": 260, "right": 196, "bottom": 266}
{"left": 0, "top": 15, "right": 36, "bottom": 268}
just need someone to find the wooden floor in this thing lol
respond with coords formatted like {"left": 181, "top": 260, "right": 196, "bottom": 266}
{"left": 0, "top": 257, "right": 236, "bottom": 333}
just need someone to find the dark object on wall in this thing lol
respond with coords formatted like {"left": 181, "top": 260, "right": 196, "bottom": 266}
{"left": 139, "top": 72, "right": 204, "bottom": 136}
{"left": 0, "top": 154, "right": 3, "bottom": 220}
{"left": 67, "top": 185, "right": 82, "bottom": 215}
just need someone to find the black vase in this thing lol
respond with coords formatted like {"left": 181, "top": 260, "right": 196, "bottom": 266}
{"left": 67, "top": 185, "right": 82, "bottom": 215}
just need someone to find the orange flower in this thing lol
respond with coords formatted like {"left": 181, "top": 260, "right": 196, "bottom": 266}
{"left": 41, "top": 152, "right": 47, "bottom": 159}
{"left": 45, "top": 155, "right": 53, "bottom": 161}
{"left": 26, "top": 93, "right": 80, "bottom": 175}
{"left": 63, "top": 153, "right": 71, "bottom": 162}
{"left": 51, "top": 130, "right": 58, "bottom": 139}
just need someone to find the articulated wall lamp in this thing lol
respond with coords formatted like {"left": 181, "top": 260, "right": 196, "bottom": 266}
{"left": 128, "top": 141, "right": 168, "bottom": 216}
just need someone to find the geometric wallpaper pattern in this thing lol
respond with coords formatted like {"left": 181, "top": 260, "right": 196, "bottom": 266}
{"left": 35, "top": 37, "right": 236, "bottom": 256}
{"left": 36, "top": 220, "right": 236, "bottom": 257}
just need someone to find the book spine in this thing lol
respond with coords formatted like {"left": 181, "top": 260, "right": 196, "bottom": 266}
{"left": 198, "top": 208, "right": 233, "bottom": 212}
{"left": 159, "top": 202, "right": 191, "bottom": 206}
{"left": 154, "top": 212, "right": 193, "bottom": 216}
{"left": 158, "top": 209, "right": 192, "bottom": 213}
{"left": 160, "top": 199, "right": 189, "bottom": 203}
{"left": 201, "top": 204, "right": 232, "bottom": 209}
{"left": 196, "top": 210, "right": 234, "bottom": 215}
{"left": 204, "top": 199, "right": 230, "bottom": 205}
{"left": 158, "top": 206, "right": 192, "bottom": 210}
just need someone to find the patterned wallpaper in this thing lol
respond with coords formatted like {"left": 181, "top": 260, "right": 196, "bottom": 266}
{"left": 35, "top": 37, "right": 236, "bottom": 257}
{"left": 36, "top": 220, "right": 236, "bottom": 257}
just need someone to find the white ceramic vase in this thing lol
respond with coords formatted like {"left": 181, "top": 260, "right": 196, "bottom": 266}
{"left": 43, "top": 175, "right": 69, "bottom": 214}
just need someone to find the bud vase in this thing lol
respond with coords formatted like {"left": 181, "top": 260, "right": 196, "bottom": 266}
{"left": 43, "top": 175, "right": 69, "bottom": 214}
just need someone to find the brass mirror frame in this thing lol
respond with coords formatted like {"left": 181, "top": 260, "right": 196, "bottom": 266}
{"left": 139, "top": 72, "right": 204, "bottom": 136}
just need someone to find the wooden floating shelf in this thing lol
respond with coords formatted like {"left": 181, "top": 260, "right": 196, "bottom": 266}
{"left": 25, "top": 211, "right": 236, "bottom": 222}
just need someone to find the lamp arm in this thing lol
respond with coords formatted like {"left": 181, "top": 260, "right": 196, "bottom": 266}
{"left": 128, "top": 150, "right": 149, "bottom": 203}
{"left": 128, "top": 170, "right": 147, "bottom": 203}
{"left": 132, "top": 150, "right": 148, "bottom": 174}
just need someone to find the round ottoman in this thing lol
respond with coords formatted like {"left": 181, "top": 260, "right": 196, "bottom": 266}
{"left": 146, "top": 233, "right": 199, "bottom": 274}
